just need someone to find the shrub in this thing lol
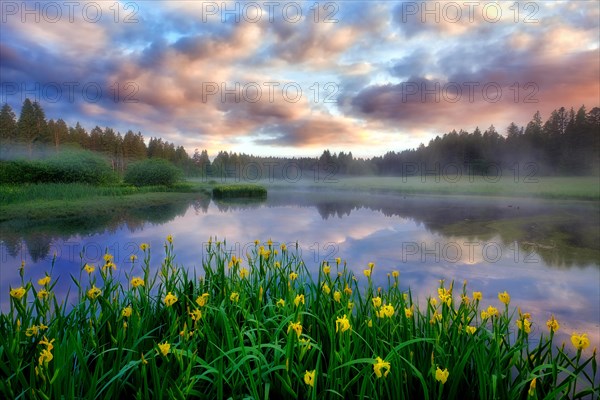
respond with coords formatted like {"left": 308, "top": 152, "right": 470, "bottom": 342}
{"left": 124, "top": 158, "right": 183, "bottom": 187}
{"left": 212, "top": 184, "right": 267, "bottom": 198}
{"left": 0, "top": 150, "right": 116, "bottom": 185}
{"left": 0, "top": 160, "right": 45, "bottom": 184}
{"left": 43, "top": 151, "right": 117, "bottom": 185}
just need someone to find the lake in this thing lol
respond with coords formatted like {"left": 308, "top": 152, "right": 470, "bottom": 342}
{"left": 1, "top": 188, "right": 599, "bottom": 350}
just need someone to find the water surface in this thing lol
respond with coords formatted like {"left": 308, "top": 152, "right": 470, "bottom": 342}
{"left": 1, "top": 189, "right": 598, "bottom": 350}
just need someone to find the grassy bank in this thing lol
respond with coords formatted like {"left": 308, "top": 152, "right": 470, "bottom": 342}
{"left": 1, "top": 239, "right": 597, "bottom": 399}
{"left": 212, "top": 184, "right": 268, "bottom": 199}
{"left": 0, "top": 192, "right": 202, "bottom": 222}
{"left": 0, "top": 183, "right": 211, "bottom": 222}
{"left": 0, "top": 182, "right": 201, "bottom": 204}
{"left": 0, "top": 182, "right": 271, "bottom": 222}
{"left": 1, "top": 174, "right": 597, "bottom": 223}
{"left": 266, "top": 176, "right": 600, "bottom": 201}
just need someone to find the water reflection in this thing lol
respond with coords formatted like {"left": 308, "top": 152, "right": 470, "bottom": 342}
{"left": 212, "top": 197, "right": 269, "bottom": 212}
{"left": 264, "top": 191, "right": 600, "bottom": 268}
{"left": 1, "top": 191, "right": 599, "bottom": 266}
{"left": 0, "top": 197, "right": 207, "bottom": 262}
{"left": 1, "top": 190, "right": 598, "bottom": 351}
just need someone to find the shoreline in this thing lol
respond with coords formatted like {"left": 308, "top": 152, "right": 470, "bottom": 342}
{"left": 1, "top": 176, "right": 598, "bottom": 222}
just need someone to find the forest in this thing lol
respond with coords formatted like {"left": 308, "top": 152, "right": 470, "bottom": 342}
{"left": 1, "top": 99, "right": 598, "bottom": 178}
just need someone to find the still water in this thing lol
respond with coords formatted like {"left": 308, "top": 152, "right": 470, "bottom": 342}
{"left": 1, "top": 189, "right": 599, "bottom": 350}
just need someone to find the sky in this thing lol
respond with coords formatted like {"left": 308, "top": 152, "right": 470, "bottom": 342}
{"left": 1, "top": 0, "right": 599, "bottom": 158}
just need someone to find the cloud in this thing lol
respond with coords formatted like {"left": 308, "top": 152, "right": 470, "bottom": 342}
{"left": 267, "top": 21, "right": 360, "bottom": 68}
{"left": 341, "top": 15, "right": 600, "bottom": 135}
{"left": 0, "top": 1, "right": 598, "bottom": 157}
{"left": 390, "top": 49, "right": 435, "bottom": 79}
{"left": 254, "top": 115, "right": 363, "bottom": 147}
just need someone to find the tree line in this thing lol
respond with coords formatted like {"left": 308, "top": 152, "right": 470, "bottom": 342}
{"left": 373, "top": 106, "right": 600, "bottom": 176}
{"left": 0, "top": 99, "right": 203, "bottom": 175}
{"left": 1, "top": 99, "right": 598, "bottom": 178}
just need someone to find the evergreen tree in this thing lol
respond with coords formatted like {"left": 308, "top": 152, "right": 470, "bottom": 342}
{"left": 16, "top": 99, "right": 49, "bottom": 155}
{"left": 68, "top": 122, "right": 89, "bottom": 148}
{"left": 32, "top": 101, "right": 50, "bottom": 145}
{"left": 123, "top": 130, "right": 147, "bottom": 163}
{"left": 147, "top": 137, "right": 164, "bottom": 158}
{"left": 524, "top": 111, "right": 543, "bottom": 136}
{"left": 46, "top": 119, "right": 68, "bottom": 151}
{"left": 89, "top": 126, "right": 103, "bottom": 152}
{"left": 0, "top": 103, "right": 17, "bottom": 144}
{"left": 193, "top": 149, "right": 211, "bottom": 176}
{"left": 506, "top": 122, "right": 520, "bottom": 139}
{"left": 17, "top": 98, "right": 36, "bottom": 154}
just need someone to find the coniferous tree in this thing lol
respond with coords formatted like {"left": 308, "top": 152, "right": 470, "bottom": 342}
{"left": 46, "top": 119, "right": 67, "bottom": 151}
{"left": 123, "top": 130, "right": 147, "bottom": 164}
{"left": 193, "top": 149, "right": 211, "bottom": 176}
{"left": 17, "top": 98, "right": 36, "bottom": 155}
{"left": 89, "top": 126, "right": 103, "bottom": 152}
{"left": 68, "top": 122, "right": 89, "bottom": 148}
{"left": 0, "top": 103, "right": 17, "bottom": 145}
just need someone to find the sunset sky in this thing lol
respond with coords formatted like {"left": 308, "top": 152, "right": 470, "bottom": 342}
{"left": 1, "top": 1, "right": 599, "bottom": 158}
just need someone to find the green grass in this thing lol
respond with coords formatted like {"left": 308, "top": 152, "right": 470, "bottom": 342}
{"left": 0, "top": 192, "right": 203, "bottom": 222}
{"left": 212, "top": 184, "right": 267, "bottom": 199}
{"left": 0, "top": 183, "right": 200, "bottom": 205}
{"left": 0, "top": 183, "right": 209, "bottom": 222}
{"left": 266, "top": 176, "right": 600, "bottom": 201}
{"left": 0, "top": 182, "right": 267, "bottom": 222}
{"left": 1, "top": 239, "right": 597, "bottom": 399}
